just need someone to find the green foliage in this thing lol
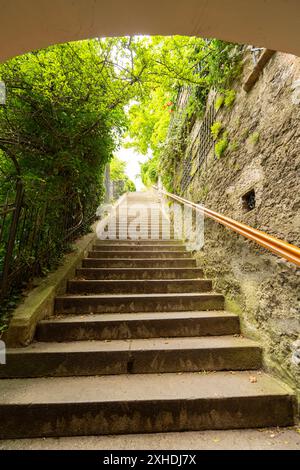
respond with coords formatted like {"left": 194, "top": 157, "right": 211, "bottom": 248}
{"left": 110, "top": 156, "right": 136, "bottom": 196}
{"left": 228, "top": 140, "right": 239, "bottom": 153}
{"left": 249, "top": 131, "right": 260, "bottom": 145}
{"left": 0, "top": 38, "right": 145, "bottom": 318}
{"left": 241, "top": 128, "right": 249, "bottom": 140}
{"left": 140, "top": 155, "right": 159, "bottom": 187}
{"left": 124, "top": 37, "right": 242, "bottom": 185}
{"left": 110, "top": 157, "right": 127, "bottom": 181}
{"left": 215, "top": 133, "right": 229, "bottom": 158}
{"left": 124, "top": 179, "right": 136, "bottom": 192}
{"left": 0, "top": 39, "right": 135, "bottom": 205}
{"left": 214, "top": 89, "right": 236, "bottom": 112}
{"left": 161, "top": 172, "right": 174, "bottom": 193}
{"left": 126, "top": 87, "right": 172, "bottom": 158}
{"left": 215, "top": 94, "right": 225, "bottom": 111}
{"left": 224, "top": 89, "right": 236, "bottom": 107}
{"left": 210, "top": 121, "right": 223, "bottom": 141}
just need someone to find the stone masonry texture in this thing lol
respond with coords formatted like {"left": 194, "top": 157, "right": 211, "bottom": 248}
{"left": 174, "top": 51, "right": 300, "bottom": 401}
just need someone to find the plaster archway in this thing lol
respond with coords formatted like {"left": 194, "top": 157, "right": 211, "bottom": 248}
{"left": 0, "top": 0, "right": 299, "bottom": 61}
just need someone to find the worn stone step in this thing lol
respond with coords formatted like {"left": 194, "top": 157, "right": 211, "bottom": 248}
{"left": 0, "top": 336, "right": 262, "bottom": 378}
{"left": 92, "top": 244, "right": 186, "bottom": 251}
{"left": 111, "top": 232, "right": 177, "bottom": 238}
{"left": 99, "top": 220, "right": 163, "bottom": 224}
{"left": 36, "top": 311, "right": 241, "bottom": 342}
{"left": 114, "top": 225, "right": 174, "bottom": 230}
{"left": 76, "top": 267, "right": 204, "bottom": 280}
{"left": 82, "top": 258, "right": 197, "bottom": 268}
{"left": 87, "top": 250, "right": 192, "bottom": 259}
{"left": 67, "top": 279, "right": 212, "bottom": 294}
{"left": 0, "top": 372, "right": 294, "bottom": 438}
{"left": 101, "top": 223, "right": 176, "bottom": 229}
{"left": 54, "top": 293, "right": 224, "bottom": 314}
{"left": 3, "top": 428, "right": 300, "bottom": 450}
{"left": 113, "top": 231, "right": 176, "bottom": 238}
{"left": 116, "top": 224, "right": 182, "bottom": 229}
{"left": 114, "top": 221, "right": 172, "bottom": 225}
{"left": 100, "top": 237, "right": 179, "bottom": 241}
{"left": 98, "top": 233, "right": 179, "bottom": 240}
{"left": 94, "top": 240, "right": 183, "bottom": 246}
{"left": 113, "top": 235, "right": 178, "bottom": 241}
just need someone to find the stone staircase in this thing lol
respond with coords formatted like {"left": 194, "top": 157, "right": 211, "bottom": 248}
{"left": 0, "top": 191, "right": 295, "bottom": 439}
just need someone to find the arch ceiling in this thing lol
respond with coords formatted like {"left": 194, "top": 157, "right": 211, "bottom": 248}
{"left": 0, "top": 0, "right": 299, "bottom": 61}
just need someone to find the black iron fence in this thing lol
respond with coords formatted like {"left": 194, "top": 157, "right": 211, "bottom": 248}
{"left": 180, "top": 100, "right": 216, "bottom": 193}
{"left": 0, "top": 180, "right": 96, "bottom": 300}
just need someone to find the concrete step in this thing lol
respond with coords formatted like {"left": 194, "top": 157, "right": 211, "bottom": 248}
{"left": 94, "top": 240, "right": 183, "bottom": 246}
{"left": 82, "top": 258, "right": 197, "bottom": 268}
{"left": 112, "top": 223, "right": 171, "bottom": 228}
{"left": 98, "top": 231, "right": 178, "bottom": 237}
{"left": 76, "top": 267, "right": 204, "bottom": 280}
{"left": 2, "top": 428, "right": 300, "bottom": 450}
{"left": 36, "top": 311, "right": 241, "bottom": 342}
{"left": 54, "top": 293, "right": 224, "bottom": 314}
{"left": 0, "top": 336, "right": 262, "bottom": 378}
{"left": 87, "top": 250, "right": 192, "bottom": 259}
{"left": 114, "top": 222, "right": 173, "bottom": 226}
{"left": 113, "top": 232, "right": 176, "bottom": 238}
{"left": 114, "top": 231, "right": 178, "bottom": 235}
{"left": 114, "top": 225, "right": 174, "bottom": 231}
{"left": 112, "top": 222, "right": 175, "bottom": 226}
{"left": 67, "top": 279, "right": 212, "bottom": 294}
{"left": 111, "top": 233, "right": 177, "bottom": 239}
{"left": 100, "top": 237, "right": 179, "bottom": 241}
{"left": 92, "top": 244, "right": 186, "bottom": 251}
{"left": 0, "top": 372, "right": 294, "bottom": 438}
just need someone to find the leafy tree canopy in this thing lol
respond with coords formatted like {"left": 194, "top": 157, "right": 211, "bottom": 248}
{"left": 0, "top": 36, "right": 241, "bottom": 198}
{"left": 126, "top": 37, "right": 241, "bottom": 149}
{"left": 110, "top": 156, "right": 127, "bottom": 182}
{"left": 110, "top": 155, "right": 136, "bottom": 195}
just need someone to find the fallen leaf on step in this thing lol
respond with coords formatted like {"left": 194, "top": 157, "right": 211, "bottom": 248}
{"left": 249, "top": 376, "right": 257, "bottom": 383}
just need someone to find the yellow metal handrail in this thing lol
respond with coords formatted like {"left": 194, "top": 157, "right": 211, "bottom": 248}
{"left": 154, "top": 187, "right": 300, "bottom": 267}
